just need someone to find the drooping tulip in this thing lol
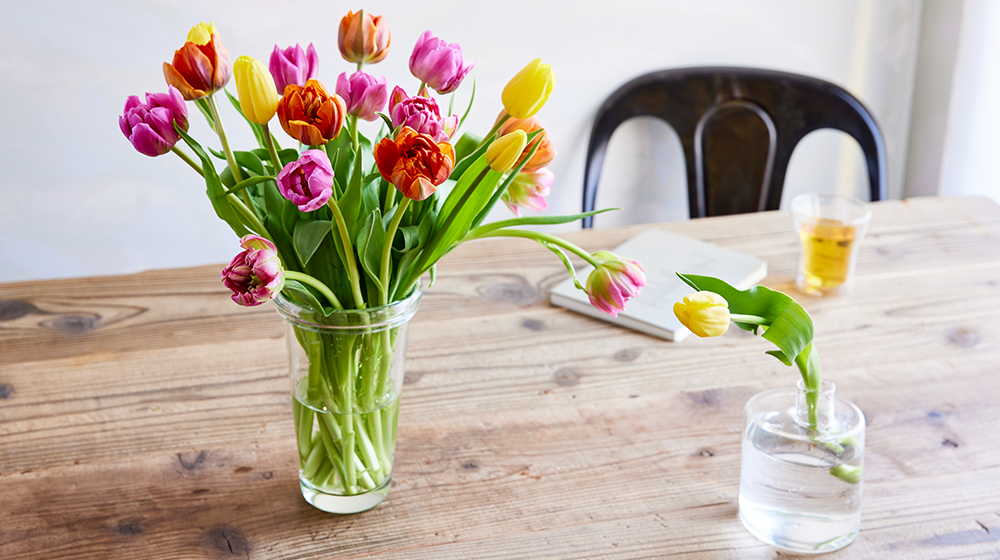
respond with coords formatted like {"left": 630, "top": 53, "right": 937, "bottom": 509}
{"left": 221, "top": 235, "right": 285, "bottom": 307}
{"left": 233, "top": 55, "right": 280, "bottom": 125}
{"left": 388, "top": 86, "right": 457, "bottom": 143}
{"left": 162, "top": 21, "right": 231, "bottom": 101}
{"left": 585, "top": 251, "right": 646, "bottom": 317}
{"left": 496, "top": 113, "right": 556, "bottom": 171}
{"left": 673, "top": 291, "right": 731, "bottom": 337}
{"left": 338, "top": 10, "right": 391, "bottom": 65}
{"left": 374, "top": 127, "right": 455, "bottom": 201}
{"left": 269, "top": 43, "right": 319, "bottom": 95}
{"left": 276, "top": 150, "right": 335, "bottom": 212}
{"left": 502, "top": 58, "right": 554, "bottom": 119}
{"left": 119, "top": 86, "right": 189, "bottom": 157}
{"left": 276, "top": 79, "right": 346, "bottom": 145}
{"left": 486, "top": 130, "right": 527, "bottom": 173}
{"left": 336, "top": 71, "right": 387, "bottom": 122}
{"left": 408, "top": 30, "right": 475, "bottom": 95}
{"left": 502, "top": 168, "right": 554, "bottom": 217}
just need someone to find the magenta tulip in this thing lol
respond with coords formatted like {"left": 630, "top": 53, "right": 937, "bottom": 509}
{"left": 503, "top": 168, "right": 553, "bottom": 217}
{"left": 119, "top": 86, "right": 189, "bottom": 157}
{"left": 408, "top": 30, "right": 474, "bottom": 94}
{"left": 388, "top": 86, "right": 457, "bottom": 143}
{"left": 269, "top": 43, "right": 319, "bottom": 95}
{"left": 585, "top": 251, "right": 647, "bottom": 317}
{"left": 221, "top": 235, "right": 285, "bottom": 307}
{"left": 335, "top": 71, "right": 387, "bottom": 122}
{"left": 277, "top": 150, "right": 335, "bottom": 212}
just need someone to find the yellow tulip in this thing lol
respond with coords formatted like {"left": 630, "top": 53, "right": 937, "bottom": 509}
{"left": 501, "top": 59, "right": 554, "bottom": 119}
{"left": 234, "top": 56, "right": 280, "bottom": 125}
{"left": 187, "top": 21, "right": 220, "bottom": 45}
{"left": 486, "top": 130, "right": 527, "bottom": 172}
{"left": 673, "top": 291, "right": 731, "bottom": 337}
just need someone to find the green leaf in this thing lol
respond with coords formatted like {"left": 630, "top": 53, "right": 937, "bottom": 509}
{"left": 438, "top": 154, "right": 490, "bottom": 228}
{"left": 278, "top": 148, "right": 299, "bottom": 167}
{"left": 225, "top": 89, "right": 268, "bottom": 150}
{"left": 472, "top": 208, "right": 618, "bottom": 235}
{"left": 339, "top": 151, "right": 365, "bottom": 237}
{"left": 282, "top": 197, "right": 301, "bottom": 238}
{"left": 396, "top": 225, "right": 421, "bottom": 252}
{"left": 376, "top": 112, "right": 395, "bottom": 133}
{"left": 428, "top": 264, "right": 437, "bottom": 288}
{"left": 281, "top": 280, "right": 332, "bottom": 317}
{"left": 234, "top": 151, "right": 266, "bottom": 176}
{"left": 174, "top": 124, "right": 248, "bottom": 237}
{"left": 449, "top": 133, "right": 492, "bottom": 181}
{"left": 224, "top": 175, "right": 273, "bottom": 197}
{"left": 457, "top": 77, "right": 476, "bottom": 132}
{"left": 208, "top": 145, "right": 226, "bottom": 160}
{"left": 356, "top": 209, "right": 386, "bottom": 293}
{"left": 453, "top": 131, "right": 482, "bottom": 163}
{"left": 765, "top": 350, "right": 793, "bottom": 367}
{"left": 469, "top": 129, "right": 544, "bottom": 230}
{"left": 293, "top": 220, "right": 332, "bottom": 267}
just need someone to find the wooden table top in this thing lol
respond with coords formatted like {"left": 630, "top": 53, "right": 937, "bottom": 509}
{"left": 2, "top": 196, "right": 999, "bottom": 559}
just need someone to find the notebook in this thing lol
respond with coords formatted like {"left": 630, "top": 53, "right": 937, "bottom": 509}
{"left": 549, "top": 228, "right": 767, "bottom": 341}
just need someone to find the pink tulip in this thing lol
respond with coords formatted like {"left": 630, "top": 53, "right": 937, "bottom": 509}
{"left": 119, "top": 86, "right": 189, "bottom": 157}
{"left": 408, "top": 30, "right": 474, "bottom": 94}
{"left": 388, "top": 86, "right": 457, "bottom": 143}
{"left": 335, "top": 71, "right": 387, "bottom": 122}
{"left": 585, "top": 251, "right": 646, "bottom": 317}
{"left": 221, "top": 235, "right": 285, "bottom": 307}
{"left": 269, "top": 43, "right": 319, "bottom": 95}
{"left": 277, "top": 150, "right": 335, "bottom": 212}
{"left": 502, "top": 168, "right": 553, "bottom": 217}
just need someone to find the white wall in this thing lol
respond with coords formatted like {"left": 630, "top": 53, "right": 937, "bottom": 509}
{"left": 0, "top": 0, "right": 925, "bottom": 283}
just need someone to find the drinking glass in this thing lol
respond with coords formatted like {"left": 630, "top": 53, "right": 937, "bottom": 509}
{"left": 791, "top": 193, "right": 872, "bottom": 297}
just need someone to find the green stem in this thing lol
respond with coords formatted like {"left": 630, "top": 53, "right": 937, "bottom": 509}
{"left": 349, "top": 114, "right": 359, "bottom": 153}
{"left": 171, "top": 146, "right": 203, "bottom": 176}
{"left": 730, "top": 313, "right": 768, "bottom": 325}
{"left": 327, "top": 198, "right": 366, "bottom": 309}
{"left": 380, "top": 198, "right": 410, "bottom": 306}
{"left": 206, "top": 94, "right": 246, "bottom": 186}
{"left": 468, "top": 228, "right": 603, "bottom": 268}
{"left": 285, "top": 271, "right": 343, "bottom": 310}
{"left": 228, "top": 193, "right": 271, "bottom": 240}
{"left": 262, "top": 123, "right": 284, "bottom": 176}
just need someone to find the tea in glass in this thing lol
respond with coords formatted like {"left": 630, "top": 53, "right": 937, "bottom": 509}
{"left": 791, "top": 194, "right": 871, "bottom": 296}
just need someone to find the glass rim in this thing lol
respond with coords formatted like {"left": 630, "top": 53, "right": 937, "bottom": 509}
{"left": 745, "top": 385, "right": 866, "bottom": 443}
{"left": 273, "top": 280, "right": 423, "bottom": 331}
{"left": 791, "top": 192, "right": 872, "bottom": 226}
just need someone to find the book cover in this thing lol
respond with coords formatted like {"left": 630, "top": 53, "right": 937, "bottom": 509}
{"left": 549, "top": 229, "right": 767, "bottom": 341}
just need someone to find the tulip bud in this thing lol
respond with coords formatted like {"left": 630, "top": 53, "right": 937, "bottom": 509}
{"left": 408, "top": 31, "right": 475, "bottom": 95}
{"left": 502, "top": 58, "right": 555, "bottom": 119}
{"left": 336, "top": 71, "right": 388, "bottom": 122}
{"left": 388, "top": 86, "right": 456, "bottom": 143}
{"left": 486, "top": 130, "right": 527, "bottom": 173}
{"left": 269, "top": 43, "right": 319, "bottom": 95}
{"left": 233, "top": 56, "right": 280, "bottom": 125}
{"left": 673, "top": 291, "right": 731, "bottom": 337}
{"left": 496, "top": 112, "right": 556, "bottom": 171}
{"left": 503, "top": 167, "right": 553, "bottom": 217}
{"left": 163, "top": 22, "right": 231, "bottom": 101}
{"left": 221, "top": 235, "right": 285, "bottom": 307}
{"left": 277, "top": 150, "right": 335, "bottom": 212}
{"left": 119, "top": 86, "right": 189, "bottom": 157}
{"left": 585, "top": 251, "right": 646, "bottom": 317}
{"left": 338, "top": 10, "right": 392, "bottom": 65}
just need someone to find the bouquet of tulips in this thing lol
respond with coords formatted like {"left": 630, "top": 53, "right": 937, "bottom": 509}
{"left": 120, "top": 12, "right": 646, "bottom": 500}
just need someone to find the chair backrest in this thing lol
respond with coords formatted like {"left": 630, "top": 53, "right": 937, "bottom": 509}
{"left": 581, "top": 67, "right": 887, "bottom": 228}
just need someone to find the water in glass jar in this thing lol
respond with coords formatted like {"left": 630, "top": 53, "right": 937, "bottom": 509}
{"left": 739, "top": 416, "right": 864, "bottom": 554}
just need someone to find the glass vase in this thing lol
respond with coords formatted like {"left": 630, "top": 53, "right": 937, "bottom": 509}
{"left": 274, "top": 285, "right": 421, "bottom": 514}
{"left": 739, "top": 380, "right": 866, "bottom": 554}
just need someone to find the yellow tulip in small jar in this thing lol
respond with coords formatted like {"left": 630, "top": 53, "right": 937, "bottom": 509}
{"left": 791, "top": 193, "right": 872, "bottom": 296}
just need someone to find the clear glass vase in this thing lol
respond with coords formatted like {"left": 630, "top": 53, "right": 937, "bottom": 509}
{"left": 739, "top": 380, "right": 865, "bottom": 554}
{"left": 274, "top": 285, "right": 421, "bottom": 514}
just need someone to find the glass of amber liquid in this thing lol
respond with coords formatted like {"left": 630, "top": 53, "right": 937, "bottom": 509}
{"left": 791, "top": 193, "right": 872, "bottom": 296}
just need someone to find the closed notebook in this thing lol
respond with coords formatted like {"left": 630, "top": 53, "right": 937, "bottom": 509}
{"left": 549, "top": 228, "right": 767, "bottom": 341}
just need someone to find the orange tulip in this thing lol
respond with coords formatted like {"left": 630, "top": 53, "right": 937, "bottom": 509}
{"left": 276, "top": 79, "right": 346, "bottom": 146}
{"left": 338, "top": 10, "right": 391, "bottom": 65}
{"left": 374, "top": 127, "right": 455, "bottom": 201}
{"left": 496, "top": 112, "right": 556, "bottom": 171}
{"left": 162, "top": 24, "right": 231, "bottom": 101}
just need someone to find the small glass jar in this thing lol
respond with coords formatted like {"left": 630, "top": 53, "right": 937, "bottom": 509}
{"left": 739, "top": 380, "right": 865, "bottom": 553}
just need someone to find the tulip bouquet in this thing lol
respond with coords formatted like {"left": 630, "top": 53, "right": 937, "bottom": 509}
{"left": 121, "top": 13, "right": 644, "bottom": 507}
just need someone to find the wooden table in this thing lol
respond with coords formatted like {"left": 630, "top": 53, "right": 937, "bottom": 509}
{"left": 2, "top": 196, "right": 999, "bottom": 559}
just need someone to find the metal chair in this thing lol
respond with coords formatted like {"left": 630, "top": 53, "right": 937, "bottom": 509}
{"left": 581, "top": 67, "right": 887, "bottom": 228}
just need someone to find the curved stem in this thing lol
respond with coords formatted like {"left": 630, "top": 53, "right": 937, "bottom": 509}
{"left": 327, "top": 198, "right": 366, "bottom": 309}
{"left": 730, "top": 313, "right": 768, "bottom": 325}
{"left": 380, "top": 198, "right": 411, "bottom": 305}
{"left": 285, "top": 271, "right": 343, "bottom": 310}
{"left": 228, "top": 193, "right": 271, "bottom": 240}
{"left": 262, "top": 123, "right": 284, "bottom": 175}
{"left": 171, "top": 146, "right": 203, "bottom": 176}
{"left": 467, "top": 228, "right": 603, "bottom": 268}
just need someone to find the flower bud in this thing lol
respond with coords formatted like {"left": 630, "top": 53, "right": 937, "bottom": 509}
{"left": 388, "top": 86, "right": 456, "bottom": 143}
{"left": 336, "top": 71, "right": 388, "bottom": 122}
{"left": 163, "top": 22, "right": 231, "bottom": 101}
{"left": 221, "top": 235, "right": 285, "bottom": 307}
{"left": 269, "top": 43, "right": 319, "bottom": 95}
{"left": 338, "top": 10, "right": 391, "bottom": 65}
{"left": 277, "top": 150, "right": 335, "bottom": 212}
{"left": 276, "top": 79, "right": 346, "bottom": 145}
{"left": 486, "top": 130, "right": 527, "bottom": 173}
{"left": 585, "top": 251, "right": 646, "bottom": 317}
{"left": 234, "top": 55, "right": 280, "bottom": 125}
{"left": 502, "top": 58, "right": 554, "bottom": 119}
{"left": 119, "top": 86, "right": 189, "bottom": 157}
{"left": 503, "top": 167, "right": 553, "bottom": 217}
{"left": 409, "top": 30, "right": 475, "bottom": 94}
{"left": 673, "top": 291, "right": 731, "bottom": 337}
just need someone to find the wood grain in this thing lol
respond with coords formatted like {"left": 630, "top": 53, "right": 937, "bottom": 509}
{"left": 1, "top": 197, "right": 999, "bottom": 559}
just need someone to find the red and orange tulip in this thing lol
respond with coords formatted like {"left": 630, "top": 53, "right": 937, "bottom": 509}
{"left": 276, "top": 79, "right": 346, "bottom": 146}
{"left": 338, "top": 10, "right": 392, "bottom": 65}
{"left": 374, "top": 127, "right": 454, "bottom": 201}
{"left": 162, "top": 22, "right": 232, "bottom": 101}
